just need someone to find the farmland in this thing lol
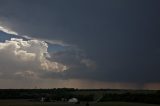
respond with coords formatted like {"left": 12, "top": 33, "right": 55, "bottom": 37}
{"left": 0, "top": 89, "right": 160, "bottom": 106}
{"left": 0, "top": 100, "right": 160, "bottom": 106}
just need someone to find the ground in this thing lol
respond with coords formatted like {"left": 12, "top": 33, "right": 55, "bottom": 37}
{"left": 0, "top": 100, "right": 160, "bottom": 106}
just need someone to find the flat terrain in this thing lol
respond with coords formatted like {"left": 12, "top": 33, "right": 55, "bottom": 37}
{"left": 0, "top": 100, "right": 160, "bottom": 106}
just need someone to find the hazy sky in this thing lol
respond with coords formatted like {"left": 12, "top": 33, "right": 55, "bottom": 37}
{"left": 0, "top": 0, "right": 160, "bottom": 89}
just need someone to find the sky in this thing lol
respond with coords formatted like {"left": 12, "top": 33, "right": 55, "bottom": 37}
{"left": 0, "top": 0, "right": 160, "bottom": 89}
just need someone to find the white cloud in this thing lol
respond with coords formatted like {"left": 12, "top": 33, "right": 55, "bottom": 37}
{"left": 0, "top": 38, "right": 67, "bottom": 79}
{"left": 0, "top": 25, "right": 96, "bottom": 83}
{"left": 0, "top": 26, "right": 18, "bottom": 35}
{"left": 0, "top": 25, "right": 71, "bottom": 47}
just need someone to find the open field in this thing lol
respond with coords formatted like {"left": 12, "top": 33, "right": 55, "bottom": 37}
{"left": 0, "top": 100, "right": 160, "bottom": 106}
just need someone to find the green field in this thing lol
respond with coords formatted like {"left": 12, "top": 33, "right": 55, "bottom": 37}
{"left": 0, "top": 100, "right": 160, "bottom": 106}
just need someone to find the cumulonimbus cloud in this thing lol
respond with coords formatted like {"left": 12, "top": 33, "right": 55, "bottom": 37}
{"left": 0, "top": 25, "right": 96, "bottom": 81}
{"left": 0, "top": 38, "right": 67, "bottom": 79}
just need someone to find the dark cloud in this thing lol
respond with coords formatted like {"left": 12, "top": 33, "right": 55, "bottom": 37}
{"left": 0, "top": 0, "right": 160, "bottom": 86}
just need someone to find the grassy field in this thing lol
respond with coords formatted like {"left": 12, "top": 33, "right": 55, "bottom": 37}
{"left": 0, "top": 100, "right": 160, "bottom": 106}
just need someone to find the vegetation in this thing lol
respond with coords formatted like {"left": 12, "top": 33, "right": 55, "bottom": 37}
{"left": 0, "top": 100, "right": 160, "bottom": 106}
{"left": 0, "top": 89, "right": 160, "bottom": 105}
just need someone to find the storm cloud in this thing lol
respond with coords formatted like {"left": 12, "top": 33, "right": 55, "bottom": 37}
{"left": 0, "top": 0, "right": 160, "bottom": 89}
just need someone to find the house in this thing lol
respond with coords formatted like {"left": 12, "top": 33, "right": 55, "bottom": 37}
{"left": 68, "top": 98, "right": 78, "bottom": 103}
